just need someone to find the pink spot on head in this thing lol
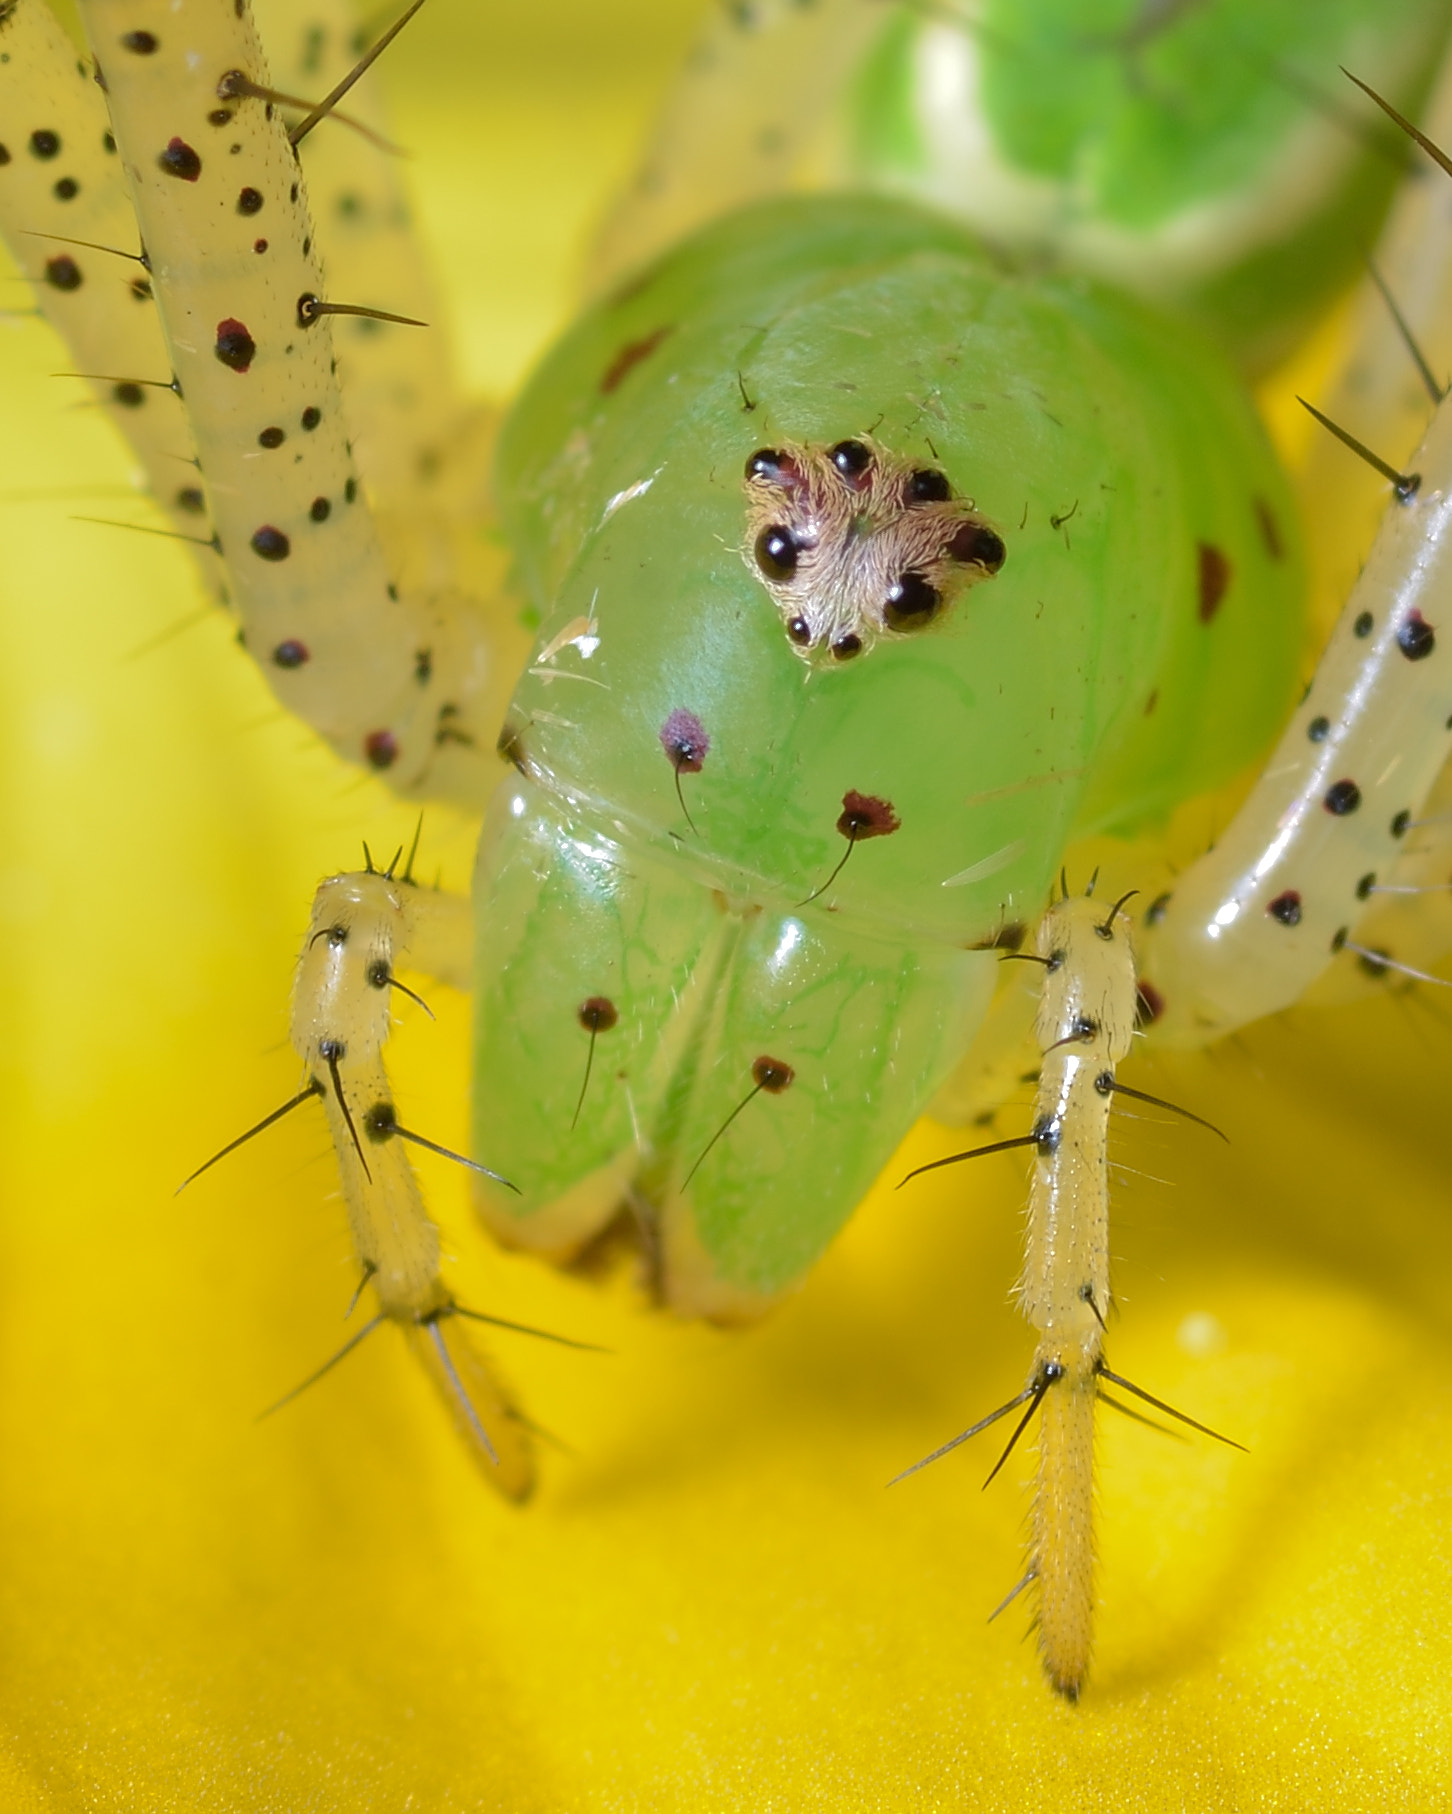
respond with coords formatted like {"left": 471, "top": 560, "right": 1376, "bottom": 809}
{"left": 660, "top": 709, "right": 709, "bottom": 773}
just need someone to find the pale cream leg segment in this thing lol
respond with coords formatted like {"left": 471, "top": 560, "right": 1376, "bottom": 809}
{"left": 0, "top": 0, "right": 224, "bottom": 598}
{"left": 292, "top": 867, "right": 534, "bottom": 1502}
{"left": 70, "top": 0, "right": 521, "bottom": 805}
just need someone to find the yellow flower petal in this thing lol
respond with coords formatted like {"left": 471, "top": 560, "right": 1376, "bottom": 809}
{"left": 1, "top": 6, "right": 1450, "bottom": 1807}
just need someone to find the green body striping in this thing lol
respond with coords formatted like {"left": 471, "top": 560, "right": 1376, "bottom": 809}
{"left": 473, "top": 195, "right": 1304, "bottom": 1308}
{"left": 848, "top": 0, "right": 1452, "bottom": 366}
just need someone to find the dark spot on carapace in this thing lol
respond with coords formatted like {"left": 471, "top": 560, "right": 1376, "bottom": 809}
{"left": 600, "top": 324, "right": 672, "bottom": 394}
{"left": 237, "top": 186, "right": 262, "bottom": 215}
{"left": 213, "top": 317, "right": 255, "bottom": 372}
{"left": 250, "top": 525, "right": 289, "bottom": 561}
{"left": 158, "top": 138, "right": 201, "bottom": 182}
{"left": 253, "top": 238, "right": 267, "bottom": 254}
{"left": 837, "top": 790, "right": 900, "bottom": 841}
{"left": 1391, "top": 809, "right": 1411, "bottom": 838}
{"left": 578, "top": 997, "right": 618, "bottom": 1033}
{"left": 1197, "top": 542, "right": 1231, "bottom": 623}
{"left": 1357, "top": 946, "right": 1394, "bottom": 980}
{"left": 1354, "top": 610, "right": 1373, "bottom": 638}
{"left": 344, "top": 477, "right": 357, "bottom": 504}
{"left": 44, "top": 254, "right": 82, "bottom": 291}
{"left": 660, "top": 707, "right": 709, "bottom": 772}
{"left": 272, "top": 639, "right": 308, "bottom": 668}
{"left": 970, "top": 921, "right": 1027, "bottom": 952}
{"left": 120, "top": 29, "right": 158, "bottom": 52}
{"left": 363, "top": 730, "right": 399, "bottom": 769}
{"left": 1330, "top": 926, "right": 1348, "bottom": 954}
{"left": 1398, "top": 611, "right": 1436, "bottom": 660}
{"left": 1356, "top": 872, "right": 1376, "bottom": 900}
{"left": 414, "top": 647, "right": 433, "bottom": 684}
{"left": 258, "top": 425, "right": 284, "bottom": 449}
{"left": 174, "top": 486, "right": 205, "bottom": 515}
{"left": 208, "top": 108, "right": 234, "bottom": 127}
{"left": 112, "top": 381, "right": 144, "bottom": 408}
{"left": 1323, "top": 779, "right": 1361, "bottom": 815}
{"left": 752, "top": 1055, "right": 794, "bottom": 1093}
{"left": 129, "top": 276, "right": 151, "bottom": 301}
{"left": 1134, "top": 980, "right": 1164, "bottom": 1027}
{"left": 1267, "top": 890, "right": 1302, "bottom": 925}
{"left": 53, "top": 175, "right": 78, "bottom": 201}
{"left": 29, "top": 129, "right": 60, "bottom": 160}
{"left": 301, "top": 405, "right": 320, "bottom": 430}
{"left": 309, "top": 496, "right": 330, "bottom": 522}
{"left": 1253, "top": 495, "right": 1283, "bottom": 561}
{"left": 1307, "top": 715, "right": 1330, "bottom": 742}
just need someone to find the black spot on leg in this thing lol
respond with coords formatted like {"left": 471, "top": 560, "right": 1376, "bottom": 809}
{"left": 237, "top": 186, "right": 263, "bottom": 215}
{"left": 1307, "top": 715, "right": 1330, "bottom": 742}
{"left": 344, "top": 477, "right": 357, "bottom": 504}
{"left": 364, "top": 730, "right": 398, "bottom": 769}
{"left": 414, "top": 647, "right": 432, "bottom": 684}
{"left": 158, "top": 138, "right": 201, "bottom": 182}
{"left": 112, "top": 382, "right": 144, "bottom": 408}
{"left": 258, "top": 426, "right": 284, "bottom": 449}
{"left": 272, "top": 639, "right": 308, "bottom": 668}
{"left": 1267, "top": 890, "right": 1302, "bottom": 925}
{"left": 1391, "top": 809, "right": 1411, "bottom": 837}
{"left": 1197, "top": 543, "right": 1231, "bottom": 623}
{"left": 250, "top": 525, "right": 290, "bottom": 561}
{"left": 174, "top": 486, "right": 205, "bottom": 514}
{"left": 1398, "top": 611, "right": 1436, "bottom": 660}
{"left": 309, "top": 496, "right": 330, "bottom": 522}
{"left": 120, "top": 29, "right": 158, "bottom": 52}
{"left": 752, "top": 1055, "right": 794, "bottom": 1093}
{"left": 1354, "top": 610, "right": 1373, "bottom": 638}
{"left": 0, "top": 147, "right": 10, "bottom": 168}
{"left": 52, "top": 176, "right": 78, "bottom": 201}
{"left": 301, "top": 406, "right": 321, "bottom": 430}
{"left": 29, "top": 130, "right": 60, "bottom": 159}
{"left": 44, "top": 255, "right": 82, "bottom": 291}
{"left": 129, "top": 276, "right": 151, "bottom": 301}
{"left": 1323, "top": 779, "right": 1361, "bottom": 815}
{"left": 1356, "top": 872, "right": 1376, "bottom": 900}
{"left": 213, "top": 318, "right": 255, "bottom": 372}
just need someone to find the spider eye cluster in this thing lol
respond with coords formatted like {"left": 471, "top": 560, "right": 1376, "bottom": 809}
{"left": 741, "top": 437, "right": 1006, "bottom": 661}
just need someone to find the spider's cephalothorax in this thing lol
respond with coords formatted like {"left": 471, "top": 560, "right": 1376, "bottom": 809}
{"left": 743, "top": 438, "right": 1006, "bottom": 662}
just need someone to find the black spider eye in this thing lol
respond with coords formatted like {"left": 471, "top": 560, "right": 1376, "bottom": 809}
{"left": 746, "top": 447, "right": 797, "bottom": 486}
{"left": 907, "top": 468, "right": 951, "bottom": 503}
{"left": 830, "top": 439, "right": 872, "bottom": 483}
{"left": 884, "top": 570, "right": 941, "bottom": 628}
{"left": 948, "top": 522, "right": 1006, "bottom": 571}
{"left": 755, "top": 525, "right": 799, "bottom": 579}
{"left": 786, "top": 615, "right": 812, "bottom": 645}
{"left": 830, "top": 633, "right": 863, "bottom": 661}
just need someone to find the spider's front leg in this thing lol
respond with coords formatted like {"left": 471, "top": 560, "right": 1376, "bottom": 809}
{"left": 288, "top": 864, "right": 534, "bottom": 1500}
{"left": 71, "top": 0, "right": 524, "bottom": 805}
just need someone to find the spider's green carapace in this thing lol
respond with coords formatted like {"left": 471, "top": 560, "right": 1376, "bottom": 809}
{"left": 469, "top": 195, "right": 1302, "bottom": 1317}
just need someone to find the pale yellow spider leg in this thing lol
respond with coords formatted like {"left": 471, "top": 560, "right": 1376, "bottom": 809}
{"left": 292, "top": 867, "right": 534, "bottom": 1502}
{"left": 70, "top": 0, "right": 519, "bottom": 802}
{"left": 0, "top": 0, "right": 224, "bottom": 596}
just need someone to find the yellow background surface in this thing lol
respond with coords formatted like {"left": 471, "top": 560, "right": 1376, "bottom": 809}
{"left": 1, "top": 3, "right": 1451, "bottom": 1808}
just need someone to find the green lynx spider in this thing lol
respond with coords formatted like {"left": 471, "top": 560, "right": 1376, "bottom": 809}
{"left": 4, "top": 0, "right": 1452, "bottom": 1699}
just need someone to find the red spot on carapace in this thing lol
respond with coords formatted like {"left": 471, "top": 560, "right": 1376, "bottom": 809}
{"left": 1197, "top": 542, "right": 1231, "bottom": 622}
{"left": 601, "top": 324, "right": 673, "bottom": 394}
